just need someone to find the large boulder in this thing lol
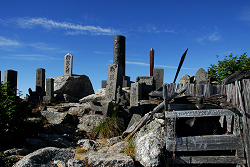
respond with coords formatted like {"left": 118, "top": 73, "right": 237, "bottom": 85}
{"left": 40, "top": 110, "right": 74, "bottom": 124}
{"left": 87, "top": 152, "right": 134, "bottom": 167}
{"left": 13, "top": 147, "right": 74, "bottom": 167}
{"left": 77, "top": 114, "right": 107, "bottom": 133}
{"left": 51, "top": 75, "right": 94, "bottom": 99}
{"left": 134, "top": 116, "right": 165, "bottom": 167}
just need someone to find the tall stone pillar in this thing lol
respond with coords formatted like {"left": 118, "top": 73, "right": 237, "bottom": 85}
{"left": 113, "top": 35, "right": 125, "bottom": 76}
{"left": 4, "top": 70, "right": 17, "bottom": 95}
{"left": 36, "top": 68, "right": 45, "bottom": 92}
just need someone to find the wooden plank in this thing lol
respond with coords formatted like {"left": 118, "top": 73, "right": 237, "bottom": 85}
{"left": 222, "top": 67, "right": 250, "bottom": 85}
{"left": 166, "top": 135, "right": 242, "bottom": 151}
{"left": 185, "top": 83, "right": 194, "bottom": 96}
{"left": 166, "top": 109, "right": 234, "bottom": 118}
{"left": 167, "top": 156, "right": 246, "bottom": 164}
{"left": 196, "top": 84, "right": 203, "bottom": 96}
{"left": 235, "top": 80, "right": 250, "bottom": 167}
{"left": 204, "top": 84, "right": 213, "bottom": 98}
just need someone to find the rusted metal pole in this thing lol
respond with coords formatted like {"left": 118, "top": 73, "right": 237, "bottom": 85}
{"left": 150, "top": 48, "right": 154, "bottom": 77}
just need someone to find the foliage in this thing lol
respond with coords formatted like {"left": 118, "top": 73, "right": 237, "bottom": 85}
{"left": 89, "top": 116, "right": 122, "bottom": 139}
{"left": 0, "top": 152, "right": 19, "bottom": 167}
{"left": 0, "top": 82, "right": 29, "bottom": 143}
{"left": 124, "top": 138, "right": 135, "bottom": 159}
{"left": 208, "top": 53, "right": 250, "bottom": 84}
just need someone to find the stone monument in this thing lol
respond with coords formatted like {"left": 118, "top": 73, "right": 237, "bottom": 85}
{"left": 105, "top": 64, "right": 124, "bottom": 101}
{"left": 130, "top": 82, "right": 142, "bottom": 107}
{"left": 64, "top": 53, "right": 73, "bottom": 76}
{"left": 153, "top": 68, "right": 164, "bottom": 90}
{"left": 36, "top": 68, "right": 45, "bottom": 92}
{"left": 45, "top": 78, "right": 54, "bottom": 101}
{"left": 4, "top": 70, "right": 17, "bottom": 95}
{"left": 195, "top": 68, "right": 209, "bottom": 85}
{"left": 113, "top": 35, "right": 125, "bottom": 77}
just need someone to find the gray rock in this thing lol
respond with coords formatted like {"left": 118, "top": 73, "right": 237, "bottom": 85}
{"left": 87, "top": 152, "right": 134, "bottom": 167}
{"left": 67, "top": 158, "right": 86, "bottom": 167}
{"left": 107, "top": 136, "right": 122, "bottom": 145}
{"left": 38, "top": 133, "right": 74, "bottom": 148}
{"left": 107, "top": 141, "right": 128, "bottom": 153}
{"left": 3, "top": 148, "right": 29, "bottom": 156}
{"left": 51, "top": 75, "right": 94, "bottom": 99}
{"left": 77, "top": 115, "right": 107, "bottom": 133}
{"left": 40, "top": 110, "right": 71, "bottom": 124}
{"left": 68, "top": 106, "right": 90, "bottom": 116}
{"left": 13, "top": 147, "right": 74, "bottom": 167}
{"left": 77, "top": 139, "right": 102, "bottom": 151}
{"left": 79, "top": 92, "right": 105, "bottom": 103}
{"left": 134, "top": 118, "right": 165, "bottom": 167}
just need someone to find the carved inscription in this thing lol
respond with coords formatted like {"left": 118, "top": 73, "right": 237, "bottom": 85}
{"left": 64, "top": 53, "right": 73, "bottom": 76}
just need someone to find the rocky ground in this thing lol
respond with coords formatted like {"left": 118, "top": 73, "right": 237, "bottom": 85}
{"left": 2, "top": 88, "right": 167, "bottom": 167}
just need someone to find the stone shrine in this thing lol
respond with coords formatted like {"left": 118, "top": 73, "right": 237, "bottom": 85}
{"left": 64, "top": 53, "right": 73, "bottom": 76}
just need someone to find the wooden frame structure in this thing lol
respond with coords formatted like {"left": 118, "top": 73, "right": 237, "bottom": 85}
{"left": 164, "top": 80, "right": 250, "bottom": 166}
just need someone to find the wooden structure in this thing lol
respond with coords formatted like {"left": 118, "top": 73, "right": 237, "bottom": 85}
{"left": 164, "top": 79, "right": 250, "bottom": 166}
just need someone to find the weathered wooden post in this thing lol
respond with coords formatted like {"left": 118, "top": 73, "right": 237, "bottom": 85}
{"left": 150, "top": 48, "right": 154, "bottom": 77}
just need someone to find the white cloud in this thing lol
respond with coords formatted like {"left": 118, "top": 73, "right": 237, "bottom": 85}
{"left": 9, "top": 17, "right": 120, "bottom": 36}
{"left": 239, "top": 6, "right": 250, "bottom": 22}
{"left": 0, "top": 54, "right": 58, "bottom": 61}
{"left": 94, "top": 51, "right": 111, "bottom": 55}
{"left": 197, "top": 28, "right": 221, "bottom": 44}
{"left": 0, "top": 36, "right": 20, "bottom": 46}
{"left": 126, "top": 60, "right": 196, "bottom": 70}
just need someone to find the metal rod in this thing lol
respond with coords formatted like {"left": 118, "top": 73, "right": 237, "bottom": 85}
{"left": 173, "top": 48, "right": 188, "bottom": 83}
{"left": 150, "top": 48, "right": 154, "bottom": 77}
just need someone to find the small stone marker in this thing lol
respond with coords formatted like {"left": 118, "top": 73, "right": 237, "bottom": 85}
{"left": 153, "top": 68, "right": 164, "bottom": 90}
{"left": 130, "top": 82, "right": 142, "bottom": 106}
{"left": 105, "top": 64, "right": 124, "bottom": 101}
{"left": 113, "top": 35, "right": 125, "bottom": 76}
{"left": 46, "top": 78, "right": 54, "bottom": 101}
{"left": 36, "top": 68, "right": 45, "bottom": 92}
{"left": 123, "top": 76, "right": 131, "bottom": 87}
{"left": 63, "top": 53, "right": 73, "bottom": 76}
{"left": 179, "top": 74, "right": 190, "bottom": 86}
{"left": 102, "top": 80, "right": 107, "bottom": 88}
{"left": 195, "top": 68, "right": 209, "bottom": 85}
{"left": 4, "top": 70, "right": 17, "bottom": 95}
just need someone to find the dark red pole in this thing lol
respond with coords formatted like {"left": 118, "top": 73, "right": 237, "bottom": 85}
{"left": 150, "top": 48, "right": 154, "bottom": 77}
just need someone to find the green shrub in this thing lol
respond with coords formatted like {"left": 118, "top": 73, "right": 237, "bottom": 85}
{"left": 0, "top": 82, "right": 28, "bottom": 144}
{"left": 89, "top": 116, "right": 122, "bottom": 139}
{"left": 124, "top": 138, "right": 135, "bottom": 159}
{"left": 0, "top": 152, "right": 19, "bottom": 167}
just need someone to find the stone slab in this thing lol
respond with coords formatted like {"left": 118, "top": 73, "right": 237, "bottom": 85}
{"left": 153, "top": 68, "right": 164, "bottom": 91}
{"left": 63, "top": 53, "right": 73, "bottom": 76}
{"left": 130, "top": 82, "right": 142, "bottom": 107}
{"left": 105, "top": 64, "right": 124, "bottom": 101}
{"left": 36, "top": 68, "right": 45, "bottom": 92}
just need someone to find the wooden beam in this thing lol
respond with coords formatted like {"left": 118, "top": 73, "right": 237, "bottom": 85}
{"left": 166, "top": 135, "right": 242, "bottom": 151}
{"left": 167, "top": 156, "right": 246, "bottom": 164}
{"left": 166, "top": 109, "right": 234, "bottom": 118}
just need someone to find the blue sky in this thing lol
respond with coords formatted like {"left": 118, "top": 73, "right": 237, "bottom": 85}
{"left": 0, "top": 1, "right": 249, "bottom": 97}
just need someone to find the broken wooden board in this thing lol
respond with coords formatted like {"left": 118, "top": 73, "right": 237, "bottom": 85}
{"left": 166, "top": 135, "right": 242, "bottom": 151}
{"left": 167, "top": 156, "right": 246, "bottom": 164}
{"left": 165, "top": 109, "right": 234, "bottom": 118}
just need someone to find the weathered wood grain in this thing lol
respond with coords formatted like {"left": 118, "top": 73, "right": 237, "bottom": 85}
{"left": 167, "top": 156, "right": 246, "bottom": 164}
{"left": 165, "top": 109, "right": 234, "bottom": 118}
{"left": 166, "top": 135, "right": 242, "bottom": 151}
